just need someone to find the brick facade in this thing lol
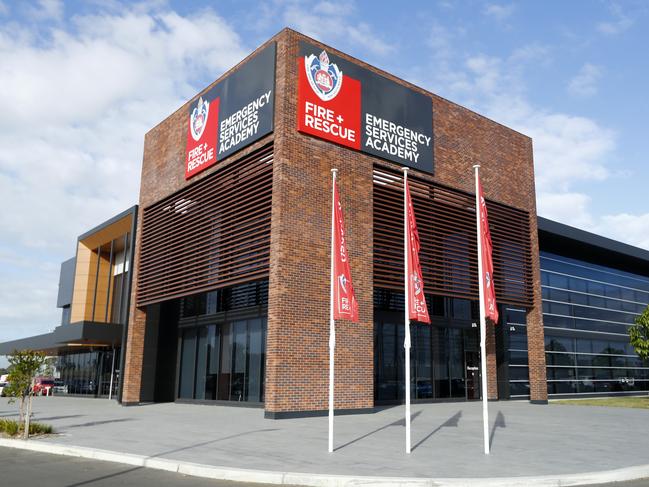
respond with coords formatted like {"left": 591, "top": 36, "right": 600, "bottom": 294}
{"left": 122, "top": 28, "right": 546, "bottom": 410}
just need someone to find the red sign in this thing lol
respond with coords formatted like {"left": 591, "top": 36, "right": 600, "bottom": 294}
{"left": 405, "top": 179, "right": 431, "bottom": 324}
{"left": 332, "top": 177, "right": 359, "bottom": 322}
{"left": 297, "top": 56, "right": 361, "bottom": 150}
{"left": 185, "top": 96, "right": 220, "bottom": 179}
{"left": 478, "top": 177, "right": 499, "bottom": 323}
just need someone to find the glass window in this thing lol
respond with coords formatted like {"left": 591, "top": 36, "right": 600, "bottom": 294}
{"left": 217, "top": 323, "right": 232, "bottom": 400}
{"left": 506, "top": 366, "right": 528, "bottom": 381}
{"left": 415, "top": 325, "right": 432, "bottom": 399}
{"left": 178, "top": 328, "right": 197, "bottom": 399}
{"left": 449, "top": 328, "right": 465, "bottom": 398}
{"left": 452, "top": 299, "right": 471, "bottom": 320}
{"left": 231, "top": 320, "right": 247, "bottom": 401}
{"left": 205, "top": 325, "right": 219, "bottom": 400}
{"left": 545, "top": 336, "right": 574, "bottom": 353}
{"left": 510, "top": 381, "right": 530, "bottom": 396}
{"left": 509, "top": 330, "right": 528, "bottom": 350}
{"left": 194, "top": 327, "right": 208, "bottom": 400}
{"left": 247, "top": 319, "right": 264, "bottom": 402}
{"left": 509, "top": 351, "right": 528, "bottom": 366}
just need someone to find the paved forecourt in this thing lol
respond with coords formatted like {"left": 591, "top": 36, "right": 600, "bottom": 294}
{"left": 1, "top": 397, "right": 648, "bottom": 485}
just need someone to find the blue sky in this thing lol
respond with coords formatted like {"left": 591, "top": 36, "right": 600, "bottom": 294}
{"left": 1, "top": 0, "right": 648, "bottom": 350}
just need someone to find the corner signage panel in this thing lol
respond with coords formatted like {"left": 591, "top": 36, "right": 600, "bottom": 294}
{"left": 297, "top": 41, "right": 433, "bottom": 173}
{"left": 185, "top": 42, "right": 276, "bottom": 179}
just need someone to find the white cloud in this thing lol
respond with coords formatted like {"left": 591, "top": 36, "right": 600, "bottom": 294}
{"left": 568, "top": 63, "right": 602, "bottom": 97}
{"left": 484, "top": 3, "right": 515, "bottom": 22}
{"left": 29, "top": 0, "right": 64, "bottom": 22}
{"left": 0, "top": 3, "right": 247, "bottom": 342}
{"left": 509, "top": 43, "right": 551, "bottom": 65}
{"left": 280, "top": 1, "right": 393, "bottom": 56}
{"left": 595, "top": 213, "right": 649, "bottom": 250}
{"left": 427, "top": 22, "right": 453, "bottom": 59}
{"left": 412, "top": 29, "right": 649, "bottom": 251}
{"left": 597, "top": 3, "right": 634, "bottom": 35}
{"left": 537, "top": 192, "right": 593, "bottom": 229}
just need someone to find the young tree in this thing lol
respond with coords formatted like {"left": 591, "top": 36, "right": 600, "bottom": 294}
{"left": 629, "top": 306, "right": 649, "bottom": 361}
{"left": 5, "top": 350, "right": 46, "bottom": 439}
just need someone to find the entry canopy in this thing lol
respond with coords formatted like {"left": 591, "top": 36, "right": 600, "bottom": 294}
{"left": 0, "top": 321, "right": 123, "bottom": 356}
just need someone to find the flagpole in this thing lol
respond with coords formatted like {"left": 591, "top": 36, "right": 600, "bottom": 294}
{"left": 403, "top": 167, "right": 411, "bottom": 454}
{"left": 329, "top": 168, "right": 337, "bottom": 453}
{"left": 473, "top": 164, "right": 490, "bottom": 455}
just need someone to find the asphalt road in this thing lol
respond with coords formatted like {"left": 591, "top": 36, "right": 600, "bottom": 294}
{"left": 0, "top": 447, "right": 301, "bottom": 487}
{"left": 597, "top": 482, "right": 649, "bottom": 487}
{"left": 1, "top": 446, "right": 648, "bottom": 486}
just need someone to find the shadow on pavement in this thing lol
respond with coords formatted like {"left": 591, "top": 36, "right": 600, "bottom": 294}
{"left": 64, "top": 465, "right": 144, "bottom": 487}
{"left": 66, "top": 418, "right": 134, "bottom": 429}
{"left": 489, "top": 411, "right": 506, "bottom": 449}
{"left": 153, "top": 428, "right": 281, "bottom": 457}
{"left": 335, "top": 410, "right": 423, "bottom": 451}
{"left": 411, "top": 410, "right": 462, "bottom": 451}
{"left": 34, "top": 415, "right": 85, "bottom": 421}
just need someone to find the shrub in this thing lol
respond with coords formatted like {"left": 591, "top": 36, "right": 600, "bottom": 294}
{"left": 29, "top": 422, "right": 53, "bottom": 435}
{"left": 0, "top": 418, "right": 20, "bottom": 436}
{"left": 0, "top": 418, "right": 52, "bottom": 437}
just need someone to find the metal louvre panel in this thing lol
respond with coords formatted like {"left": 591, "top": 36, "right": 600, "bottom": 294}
{"left": 373, "top": 167, "right": 534, "bottom": 307}
{"left": 137, "top": 145, "right": 273, "bottom": 306}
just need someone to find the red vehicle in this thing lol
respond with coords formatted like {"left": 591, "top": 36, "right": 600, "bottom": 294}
{"left": 33, "top": 377, "right": 55, "bottom": 396}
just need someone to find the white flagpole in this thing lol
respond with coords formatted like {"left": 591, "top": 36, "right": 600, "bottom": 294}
{"left": 473, "top": 164, "right": 490, "bottom": 455}
{"left": 329, "top": 168, "right": 337, "bottom": 453}
{"left": 403, "top": 167, "right": 412, "bottom": 454}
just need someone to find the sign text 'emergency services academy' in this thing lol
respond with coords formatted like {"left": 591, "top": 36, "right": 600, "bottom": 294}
{"left": 298, "top": 42, "right": 434, "bottom": 173}
{"left": 185, "top": 43, "right": 276, "bottom": 179}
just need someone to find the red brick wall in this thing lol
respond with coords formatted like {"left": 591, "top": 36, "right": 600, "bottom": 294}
{"left": 121, "top": 34, "right": 280, "bottom": 404}
{"left": 266, "top": 33, "right": 375, "bottom": 413}
{"left": 267, "top": 29, "right": 545, "bottom": 411}
{"left": 124, "top": 28, "right": 546, "bottom": 408}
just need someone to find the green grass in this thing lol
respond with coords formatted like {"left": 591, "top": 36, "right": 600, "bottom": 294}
{"left": 0, "top": 418, "right": 53, "bottom": 436}
{"left": 553, "top": 396, "right": 649, "bottom": 409}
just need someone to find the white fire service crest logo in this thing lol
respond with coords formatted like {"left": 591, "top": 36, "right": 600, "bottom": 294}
{"left": 338, "top": 274, "right": 348, "bottom": 293}
{"left": 190, "top": 96, "right": 210, "bottom": 142}
{"left": 412, "top": 272, "right": 422, "bottom": 296}
{"left": 305, "top": 50, "right": 343, "bottom": 101}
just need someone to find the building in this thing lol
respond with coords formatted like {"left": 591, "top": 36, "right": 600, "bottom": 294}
{"left": 122, "top": 28, "right": 543, "bottom": 417}
{"left": 0, "top": 207, "right": 137, "bottom": 400}
{"left": 1, "top": 29, "right": 647, "bottom": 412}
{"left": 537, "top": 218, "right": 649, "bottom": 398}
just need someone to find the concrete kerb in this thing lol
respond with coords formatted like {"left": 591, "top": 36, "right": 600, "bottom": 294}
{"left": 1, "top": 437, "right": 649, "bottom": 487}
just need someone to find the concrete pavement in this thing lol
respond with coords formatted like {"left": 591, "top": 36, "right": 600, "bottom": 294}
{"left": 1, "top": 396, "right": 648, "bottom": 485}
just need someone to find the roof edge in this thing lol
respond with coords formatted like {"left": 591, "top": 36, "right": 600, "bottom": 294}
{"left": 537, "top": 216, "right": 649, "bottom": 263}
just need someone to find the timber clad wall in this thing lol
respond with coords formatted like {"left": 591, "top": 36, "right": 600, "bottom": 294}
{"left": 123, "top": 28, "right": 546, "bottom": 408}
{"left": 137, "top": 145, "right": 273, "bottom": 306}
{"left": 373, "top": 167, "right": 533, "bottom": 306}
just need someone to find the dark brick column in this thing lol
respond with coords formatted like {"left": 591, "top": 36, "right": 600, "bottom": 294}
{"left": 265, "top": 30, "right": 375, "bottom": 416}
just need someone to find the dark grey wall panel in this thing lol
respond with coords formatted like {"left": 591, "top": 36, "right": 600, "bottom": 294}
{"left": 57, "top": 257, "right": 76, "bottom": 308}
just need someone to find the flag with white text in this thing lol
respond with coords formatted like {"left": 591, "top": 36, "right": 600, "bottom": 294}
{"left": 333, "top": 179, "right": 359, "bottom": 322}
{"left": 477, "top": 177, "right": 499, "bottom": 323}
{"left": 405, "top": 179, "right": 431, "bottom": 324}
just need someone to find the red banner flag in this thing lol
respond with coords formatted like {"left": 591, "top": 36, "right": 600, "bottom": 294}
{"left": 477, "top": 177, "right": 499, "bottom": 323}
{"left": 405, "top": 178, "right": 431, "bottom": 324}
{"left": 332, "top": 177, "right": 359, "bottom": 322}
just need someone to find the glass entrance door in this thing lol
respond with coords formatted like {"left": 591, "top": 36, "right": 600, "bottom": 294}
{"left": 464, "top": 326, "right": 481, "bottom": 400}
{"left": 465, "top": 350, "right": 481, "bottom": 400}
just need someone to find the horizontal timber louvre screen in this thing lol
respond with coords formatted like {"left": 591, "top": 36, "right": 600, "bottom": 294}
{"left": 137, "top": 144, "right": 273, "bottom": 306}
{"left": 373, "top": 166, "right": 534, "bottom": 307}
